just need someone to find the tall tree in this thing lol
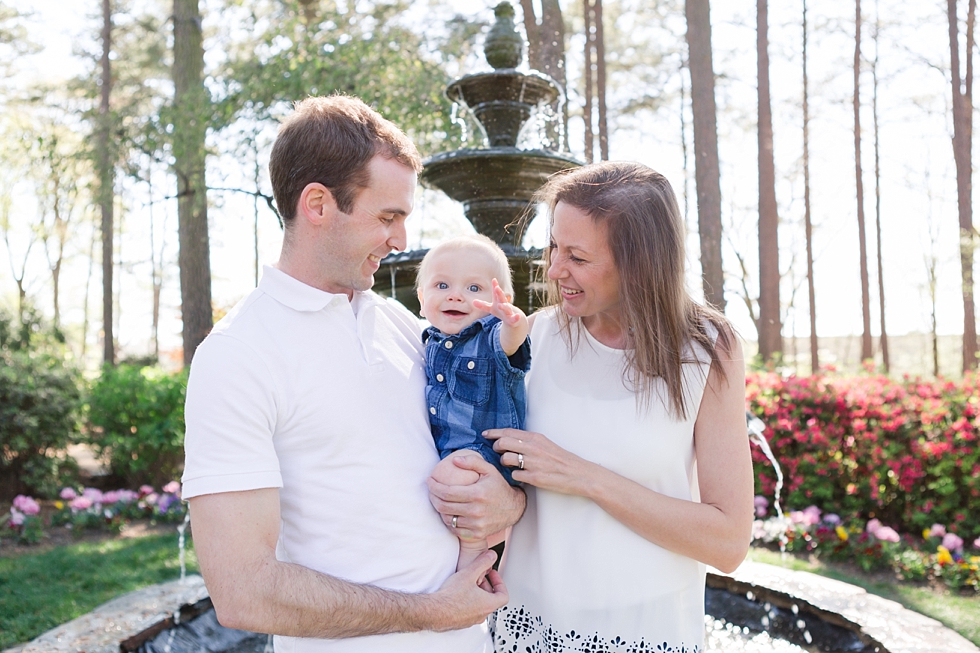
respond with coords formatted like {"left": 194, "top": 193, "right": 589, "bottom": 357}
{"left": 685, "top": 0, "right": 725, "bottom": 311}
{"left": 757, "top": 0, "right": 782, "bottom": 360}
{"left": 947, "top": 0, "right": 978, "bottom": 372}
{"left": 582, "top": 0, "right": 609, "bottom": 161}
{"left": 97, "top": 0, "right": 115, "bottom": 366}
{"left": 854, "top": 0, "right": 873, "bottom": 362}
{"left": 872, "top": 0, "right": 889, "bottom": 371}
{"left": 520, "top": 0, "right": 568, "bottom": 149}
{"left": 802, "top": 0, "right": 818, "bottom": 373}
{"left": 173, "top": 0, "right": 212, "bottom": 367}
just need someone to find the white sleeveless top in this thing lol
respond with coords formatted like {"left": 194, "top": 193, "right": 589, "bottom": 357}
{"left": 492, "top": 310, "right": 712, "bottom": 653}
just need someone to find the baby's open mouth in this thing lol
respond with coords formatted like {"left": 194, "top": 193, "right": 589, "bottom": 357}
{"left": 443, "top": 310, "right": 467, "bottom": 316}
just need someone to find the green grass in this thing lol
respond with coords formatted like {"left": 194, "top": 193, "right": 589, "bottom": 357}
{"left": 747, "top": 547, "right": 980, "bottom": 647}
{"left": 0, "top": 533, "right": 198, "bottom": 649}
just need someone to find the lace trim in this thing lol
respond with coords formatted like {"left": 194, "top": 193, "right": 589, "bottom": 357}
{"left": 491, "top": 605, "right": 702, "bottom": 653}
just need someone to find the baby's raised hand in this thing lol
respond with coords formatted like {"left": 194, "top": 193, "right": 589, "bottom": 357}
{"left": 473, "top": 279, "right": 525, "bottom": 326}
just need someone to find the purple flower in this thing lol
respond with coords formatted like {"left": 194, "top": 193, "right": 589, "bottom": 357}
{"left": 822, "top": 513, "right": 842, "bottom": 526}
{"left": 12, "top": 495, "right": 40, "bottom": 516}
{"left": 942, "top": 533, "right": 964, "bottom": 553}
{"left": 60, "top": 487, "right": 78, "bottom": 500}
{"left": 754, "top": 496, "right": 769, "bottom": 518}
{"left": 928, "top": 523, "right": 947, "bottom": 538}
{"left": 157, "top": 494, "right": 177, "bottom": 513}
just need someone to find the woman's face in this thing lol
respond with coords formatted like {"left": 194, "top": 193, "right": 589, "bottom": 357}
{"left": 547, "top": 201, "right": 622, "bottom": 321}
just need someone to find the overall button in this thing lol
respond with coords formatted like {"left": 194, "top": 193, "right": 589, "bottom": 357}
{"left": 467, "top": 361, "right": 475, "bottom": 370}
{"left": 429, "top": 406, "right": 437, "bottom": 415}
{"left": 436, "top": 374, "right": 445, "bottom": 382}
{"left": 444, "top": 341, "right": 453, "bottom": 349}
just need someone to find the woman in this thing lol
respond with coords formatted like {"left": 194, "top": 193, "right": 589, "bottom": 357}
{"left": 486, "top": 161, "right": 753, "bottom": 652}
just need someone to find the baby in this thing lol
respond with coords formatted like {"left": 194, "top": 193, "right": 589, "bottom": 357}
{"left": 416, "top": 234, "right": 530, "bottom": 570}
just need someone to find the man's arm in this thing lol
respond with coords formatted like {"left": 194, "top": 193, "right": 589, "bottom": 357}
{"left": 190, "top": 488, "right": 507, "bottom": 637}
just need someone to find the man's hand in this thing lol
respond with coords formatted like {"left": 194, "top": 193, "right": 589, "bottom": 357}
{"left": 427, "top": 454, "right": 526, "bottom": 541}
{"left": 425, "top": 550, "right": 508, "bottom": 631}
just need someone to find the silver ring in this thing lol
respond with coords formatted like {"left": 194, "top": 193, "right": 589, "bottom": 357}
{"left": 452, "top": 515, "right": 458, "bottom": 529}
{"left": 518, "top": 453, "right": 524, "bottom": 470}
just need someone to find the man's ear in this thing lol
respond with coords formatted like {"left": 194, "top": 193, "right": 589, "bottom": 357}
{"left": 297, "top": 183, "right": 336, "bottom": 226}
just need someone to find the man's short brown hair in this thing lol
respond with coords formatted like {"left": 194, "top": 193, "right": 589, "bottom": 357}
{"left": 269, "top": 95, "right": 422, "bottom": 221}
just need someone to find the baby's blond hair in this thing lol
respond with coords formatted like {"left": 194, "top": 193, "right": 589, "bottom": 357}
{"left": 415, "top": 234, "right": 514, "bottom": 297}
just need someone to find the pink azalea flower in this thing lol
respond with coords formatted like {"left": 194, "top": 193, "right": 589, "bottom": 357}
{"left": 942, "top": 533, "right": 964, "bottom": 553}
{"left": 101, "top": 490, "right": 121, "bottom": 504}
{"left": 973, "top": 537, "right": 980, "bottom": 550}
{"left": 70, "top": 497, "right": 93, "bottom": 511}
{"left": 12, "top": 495, "right": 40, "bottom": 516}
{"left": 754, "top": 496, "right": 768, "bottom": 518}
{"left": 9, "top": 509, "right": 25, "bottom": 526}
{"left": 162, "top": 481, "right": 181, "bottom": 496}
{"left": 82, "top": 488, "right": 103, "bottom": 503}
{"left": 139, "top": 485, "right": 154, "bottom": 496}
{"left": 145, "top": 493, "right": 159, "bottom": 505}
{"left": 60, "top": 487, "right": 78, "bottom": 500}
{"left": 873, "top": 526, "right": 900, "bottom": 543}
{"left": 928, "top": 523, "right": 947, "bottom": 538}
{"left": 802, "top": 505, "right": 822, "bottom": 526}
{"left": 866, "top": 519, "right": 882, "bottom": 534}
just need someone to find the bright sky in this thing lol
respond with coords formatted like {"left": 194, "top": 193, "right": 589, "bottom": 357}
{"left": 1, "top": 0, "right": 975, "bottom": 369}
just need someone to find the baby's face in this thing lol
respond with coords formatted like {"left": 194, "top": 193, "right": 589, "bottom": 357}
{"left": 417, "top": 247, "right": 498, "bottom": 334}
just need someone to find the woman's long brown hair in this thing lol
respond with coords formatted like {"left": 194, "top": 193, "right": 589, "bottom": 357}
{"left": 531, "top": 161, "right": 733, "bottom": 419}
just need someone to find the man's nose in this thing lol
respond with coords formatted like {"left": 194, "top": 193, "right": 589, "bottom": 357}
{"left": 387, "top": 221, "right": 407, "bottom": 253}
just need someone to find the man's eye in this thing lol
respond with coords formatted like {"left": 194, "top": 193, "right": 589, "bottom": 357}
{"left": 468, "top": 284, "right": 481, "bottom": 293}
{"left": 437, "top": 282, "right": 448, "bottom": 290}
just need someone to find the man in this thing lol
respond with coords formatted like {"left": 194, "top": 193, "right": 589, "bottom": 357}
{"left": 181, "top": 95, "right": 525, "bottom": 653}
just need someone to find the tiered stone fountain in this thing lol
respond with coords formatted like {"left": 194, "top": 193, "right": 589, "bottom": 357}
{"left": 372, "top": 1, "right": 581, "bottom": 315}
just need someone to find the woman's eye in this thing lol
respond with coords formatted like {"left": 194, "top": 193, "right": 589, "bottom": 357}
{"left": 437, "top": 282, "right": 448, "bottom": 290}
{"left": 468, "top": 284, "right": 481, "bottom": 293}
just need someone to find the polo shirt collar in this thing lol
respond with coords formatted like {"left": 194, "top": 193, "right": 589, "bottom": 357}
{"left": 259, "top": 265, "right": 350, "bottom": 312}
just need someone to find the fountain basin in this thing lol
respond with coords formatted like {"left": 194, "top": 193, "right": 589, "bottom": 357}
{"left": 420, "top": 147, "right": 579, "bottom": 246}
{"left": 446, "top": 70, "right": 560, "bottom": 147}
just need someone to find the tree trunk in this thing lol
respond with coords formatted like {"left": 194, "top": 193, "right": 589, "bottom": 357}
{"left": 854, "top": 0, "right": 873, "bottom": 363}
{"left": 757, "top": 0, "right": 782, "bottom": 360}
{"left": 173, "top": 0, "right": 213, "bottom": 367}
{"left": 521, "top": 0, "right": 568, "bottom": 150}
{"left": 686, "top": 0, "right": 725, "bottom": 311}
{"left": 594, "top": 0, "right": 608, "bottom": 160}
{"left": 872, "top": 0, "right": 889, "bottom": 372}
{"left": 947, "top": 0, "right": 978, "bottom": 372}
{"left": 99, "top": 0, "right": 115, "bottom": 366}
{"left": 583, "top": 0, "right": 594, "bottom": 163}
{"left": 802, "top": 0, "right": 818, "bottom": 373}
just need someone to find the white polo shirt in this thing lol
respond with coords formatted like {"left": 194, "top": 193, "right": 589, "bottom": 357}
{"left": 182, "top": 266, "right": 489, "bottom": 653}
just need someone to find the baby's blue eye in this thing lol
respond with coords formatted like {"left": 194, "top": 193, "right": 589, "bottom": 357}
{"left": 468, "top": 284, "right": 481, "bottom": 293}
{"left": 437, "top": 282, "right": 448, "bottom": 290}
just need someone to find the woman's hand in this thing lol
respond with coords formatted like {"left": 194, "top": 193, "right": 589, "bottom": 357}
{"left": 485, "top": 428, "right": 601, "bottom": 498}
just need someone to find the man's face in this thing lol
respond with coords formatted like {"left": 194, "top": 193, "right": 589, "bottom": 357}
{"left": 319, "top": 155, "right": 416, "bottom": 296}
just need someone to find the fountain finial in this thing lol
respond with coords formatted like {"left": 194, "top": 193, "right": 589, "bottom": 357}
{"left": 484, "top": 2, "right": 523, "bottom": 69}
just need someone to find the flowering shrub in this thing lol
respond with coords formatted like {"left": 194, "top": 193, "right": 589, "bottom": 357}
{"left": 51, "top": 482, "right": 186, "bottom": 533}
{"left": 747, "top": 370, "right": 980, "bottom": 538}
{"left": 6, "top": 495, "right": 43, "bottom": 543}
{"left": 754, "top": 503, "right": 980, "bottom": 592}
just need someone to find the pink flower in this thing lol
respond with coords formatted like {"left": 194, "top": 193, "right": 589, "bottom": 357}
{"left": 82, "top": 488, "right": 103, "bottom": 503}
{"left": 145, "top": 493, "right": 159, "bottom": 505}
{"left": 928, "top": 523, "right": 947, "bottom": 538}
{"left": 942, "top": 533, "right": 964, "bottom": 553}
{"left": 60, "top": 487, "right": 78, "bottom": 500}
{"left": 754, "top": 496, "right": 769, "bottom": 517}
{"left": 12, "top": 495, "right": 40, "bottom": 516}
{"left": 866, "top": 519, "right": 882, "bottom": 534}
{"left": 101, "top": 490, "right": 121, "bottom": 504}
{"left": 70, "top": 497, "right": 93, "bottom": 511}
{"left": 139, "top": 485, "right": 154, "bottom": 496}
{"left": 973, "top": 537, "right": 980, "bottom": 550}
{"left": 9, "top": 509, "right": 25, "bottom": 526}
{"left": 801, "top": 506, "right": 822, "bottom": 526}
{"left": 873, "top": 526, "right": 900, "bottom": 543}
{"left": 162, "top": 481, "right": 181, "bottom": 496}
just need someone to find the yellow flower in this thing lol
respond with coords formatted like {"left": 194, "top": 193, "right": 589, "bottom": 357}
{"left": 923, "top": 529, "right": 931, "bottom": 540}
{"left": 54, "top": 500, "right": 64, "bottom": 510}
{"left": 937, "top": 546, "right": 953, "bottom": 565}
{"left": 836, "top": 526, "right": 849, "bottom": 541}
